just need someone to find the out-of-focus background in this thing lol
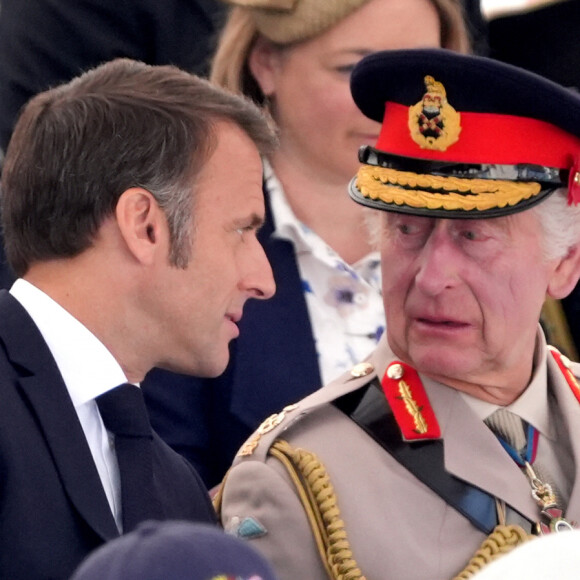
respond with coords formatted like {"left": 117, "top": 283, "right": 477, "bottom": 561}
{"left": 482, "top": 0, "right": 559, "bottom": 16}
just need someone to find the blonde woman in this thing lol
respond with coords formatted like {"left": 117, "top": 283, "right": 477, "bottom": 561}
{"left": 143, "top": 0, "right": 470, "bottom": 488}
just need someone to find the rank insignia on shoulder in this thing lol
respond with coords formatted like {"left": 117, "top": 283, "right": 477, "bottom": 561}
{"left": 238, "top": 404, "right": 299, "bottom": 457}
{"left": 226, "top": 516, "right": 267, "bottom": 540}
{"left": 408, "top": 75, "right": 461, "bottom": 152}
{"left": 381, "top": 361, "right": 441, "bottom": 441}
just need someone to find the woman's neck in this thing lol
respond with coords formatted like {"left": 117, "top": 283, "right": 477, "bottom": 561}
{"left": 270, "top": 154, "right": 375, "bottom": 264}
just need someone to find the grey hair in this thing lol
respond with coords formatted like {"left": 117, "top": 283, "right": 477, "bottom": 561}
{"left": 533, "top": 188, "right": 580, "bottom": 261}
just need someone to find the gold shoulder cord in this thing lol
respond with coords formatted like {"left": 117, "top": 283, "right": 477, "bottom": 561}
{"left": 452, "top": 500, "right": 534, "bottom": 579}
{"left": 211, "top": 440, "right": 365, "bottom": 580}
{"left": 269, "top": 440, "right": 366, "bottom": 580}
{"left": 452, "top": 526, "right": 532, "bottom": 579}
{"left": 214, "top": 446, "right": 534, "bottom": 580}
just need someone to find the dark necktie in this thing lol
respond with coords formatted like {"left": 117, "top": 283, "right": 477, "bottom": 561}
{"left": 96, "top": 384, "right": 162, "bottom": 532}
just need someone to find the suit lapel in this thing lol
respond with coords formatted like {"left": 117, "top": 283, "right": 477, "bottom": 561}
{"left": 0, "top": 292, "right": 118, "bottom": 540}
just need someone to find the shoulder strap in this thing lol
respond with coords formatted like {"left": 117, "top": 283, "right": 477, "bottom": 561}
{"left": 334, "top": 380, "right": 497, "bottom": 534}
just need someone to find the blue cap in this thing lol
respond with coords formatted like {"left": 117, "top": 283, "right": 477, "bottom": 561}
{"left": 349, "top": 48, "right": 580, "bottom": 217}
{"left": 70, "top": 521, "right": 278, "bottom": 580}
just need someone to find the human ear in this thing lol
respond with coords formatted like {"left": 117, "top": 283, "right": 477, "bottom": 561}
{"left": 547, "top": 243, "right": 580, "bottom": 299}
{"left": 248, "top": 36, "right": 283, "bottom": 97}
{"left": 115, "top": 188, "right": 167, "bottom": 265}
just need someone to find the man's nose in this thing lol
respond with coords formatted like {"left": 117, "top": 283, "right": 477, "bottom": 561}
{"left": 242, "top": 240, "right": 276, "bottom": 300}
{"left": 414, "top": 229, "right": 460, "bottom": 296}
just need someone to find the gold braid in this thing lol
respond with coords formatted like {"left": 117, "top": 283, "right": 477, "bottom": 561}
{"left": 452, "top": 524, "right": 533, "bottom": 579}
{"left": 215, "top": 442, "right": 534, "bottom": 580}
{"left": 356, "top": 165, "right": 542, "bottom": 212}
{"left": 270, "top": 439, "right": 366, "bottom": 580}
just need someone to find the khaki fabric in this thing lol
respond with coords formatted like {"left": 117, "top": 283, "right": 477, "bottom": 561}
{"left": 220, "top": 333, "right": 580, "bottom": 580}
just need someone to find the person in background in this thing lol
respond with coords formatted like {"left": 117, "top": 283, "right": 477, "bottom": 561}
{"left": 217, "top": 48, "right": 580, "bottom": 579}
{"left": 70, "top": 520, "right": 279, "bottom": 580}
{"left": 0, "top": 58, "right": 275, "bottom": 579}
{"left": 142, "top": 0, "right": 471, "bottom": 489}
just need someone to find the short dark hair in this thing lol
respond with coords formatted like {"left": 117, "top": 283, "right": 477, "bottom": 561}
{"left": 1, "top": 58, "right": 277, "bottom": 276}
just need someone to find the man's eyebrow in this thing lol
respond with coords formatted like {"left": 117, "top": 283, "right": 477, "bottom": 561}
{"left": 234, "top": 213, "right": 265, "bottom": 230}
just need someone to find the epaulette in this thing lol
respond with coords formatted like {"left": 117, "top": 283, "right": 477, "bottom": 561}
{"left": 234, "top": 361, "right": 377, "bottom": 463}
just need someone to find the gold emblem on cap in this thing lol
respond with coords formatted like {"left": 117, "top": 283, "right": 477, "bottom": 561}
{"left": 351, "top": 362, "right": 374, "bottom": 378}
{"left": 387, "top": 363, "right": 404, "bottom": 380}
{"left": 408, "top": 75, "right": 461, "bottom": 152}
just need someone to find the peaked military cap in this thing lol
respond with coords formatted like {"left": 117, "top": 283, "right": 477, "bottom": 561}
{"left": 349, "top": 48, "right": 580, "bottom": 218}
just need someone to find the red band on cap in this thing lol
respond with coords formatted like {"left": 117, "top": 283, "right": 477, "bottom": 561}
{"left": 376, "top": 102, "right": 580, "bottom": 169}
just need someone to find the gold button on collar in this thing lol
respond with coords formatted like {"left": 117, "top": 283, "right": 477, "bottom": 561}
{"left": 351, "top": 362, "right": 374, "bottom": 378}
{"left": 387, "top": 363, "right": 404, "bottom": 380}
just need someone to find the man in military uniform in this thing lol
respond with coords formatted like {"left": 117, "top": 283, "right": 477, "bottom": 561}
{"left": 217, "top": 49, "right": 580, "bottom": 580}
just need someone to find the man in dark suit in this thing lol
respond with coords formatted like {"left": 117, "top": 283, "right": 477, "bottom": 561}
{"left": 0, "top": 57, "right": 276, "bottom": 579}
{"left": 143, "top": 197, "right": 322, "bottom": 488}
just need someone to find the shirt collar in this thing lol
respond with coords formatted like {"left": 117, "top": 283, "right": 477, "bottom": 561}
{"left": 460, "top": 328, "right": 554, "bottom": 439}
{"left": 10, "top": 279, "right": 128, "bottom": 407}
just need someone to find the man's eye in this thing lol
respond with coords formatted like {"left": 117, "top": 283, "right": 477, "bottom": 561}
{"left": 236, "top": 226, "right": 255, "bottom": 238}
{"left": 399, "top": 223, "right": 418, "bottom": 235}
{"left": 335, "top": 63, "right": 356, "bottom": 75}
{"left": 460, "top": 229, "right": 490, "bottom": 242}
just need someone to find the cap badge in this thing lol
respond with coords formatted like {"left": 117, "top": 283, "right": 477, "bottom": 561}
{"left": 408, "top": 75, "right": 461, "bottom": 152}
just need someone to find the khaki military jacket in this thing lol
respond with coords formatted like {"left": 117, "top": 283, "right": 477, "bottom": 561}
{"left": 219, "top": 334, "right": 580, "bottom": 580}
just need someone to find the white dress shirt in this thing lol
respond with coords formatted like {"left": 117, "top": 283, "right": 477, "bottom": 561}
{"left": 10, "top": 278, "right": 128, "bottom": 530}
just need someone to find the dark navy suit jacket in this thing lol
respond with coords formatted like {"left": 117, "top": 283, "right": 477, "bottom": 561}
{"left": 0, "top": 291, "right": 216, "bottom": 579}
{"left": 142, "top": 190, "right": 323, "bottom": 488}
